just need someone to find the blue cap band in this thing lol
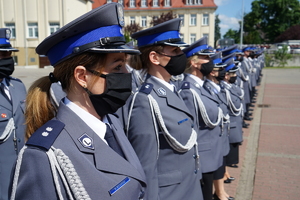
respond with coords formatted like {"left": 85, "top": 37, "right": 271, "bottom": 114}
{"left": 213, "top": 57, "right": 222, "bottom": 64}
{"left": 47, "top": 25, "right": 123, "bottom": 65}
{"left": 0, "top": 38, "right": 9, "bottom": 45}
{"left": 243, "top": 47, "right": 252, "bottom": 52}
{"left": 223, "top": 48, "right": 238, "bottom": 56}
{"left": 137, "top": 30, "right": 180, "bottom": 47}
{"left": 225, "top": 63, "right": 235, "bottom": 71}
{"left": 223, "top": 56, "right": 236, "bottom": 63}
{"left": 185, "top": 44, "right": 209, "bottom": 58}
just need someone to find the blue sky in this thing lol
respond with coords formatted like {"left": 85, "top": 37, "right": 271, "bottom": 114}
{"left": 215, "top": 0, "right": 254, "bottom": 37}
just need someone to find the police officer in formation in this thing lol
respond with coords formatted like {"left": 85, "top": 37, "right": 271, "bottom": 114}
{"left": 3, "top": 5, "right": 264, "bottom": 199}
{"left": 10, "top": 3, "right": 146, "bottom": 199}
{"left": 126, "top": 18, "right": 203, "bottom": 200}
{"left": 0, "top": 28, "right": 26, "bottom": 200}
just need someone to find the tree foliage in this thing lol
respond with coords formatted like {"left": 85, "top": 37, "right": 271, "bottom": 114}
{"left": 223, "top": 28, "right": 240, "bottom": 44}
{"left": 274, "top": 45, "right": 292, "bottom": 67}
{"left": 124, "top": 23, "right": 142, "bottom": 43}
{"left": 214, "top": 14, "right": 221, "bottom": 47}
{"left": 150, "top": 11, "right": 177, "bottom": 26}
{"left": 244, "top": 0, "right": 300, "bottom": 43}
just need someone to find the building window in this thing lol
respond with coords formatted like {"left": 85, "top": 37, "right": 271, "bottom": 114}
{"left": 190, "top": 33, "right": 196, "bottom": 44}
{"left": 28, "top": 23, "right": 38, "bottom": 38}
{"left": 180, "top": 33, "right": 184, "bottom": 42}
{"left": 153, "top": 0, "right": 159, "bottom": 7}
{"left": 107, "top": 0, "right": 112, "bottom": 3}
{"left": 178, "top": 15, "right": 184, "bottom": 26}
{"left": 190, "top": 14, "right": 196, "bottom": 26}
{"left": 164, "top": 0, "right": 170, "bottom": 6}
{"left": 186, "top": 0, "right": 193, "bottom": 5}
{"left": 203, "top": 14, "right": 209, "bottom": 25}
{"left": 130, "top": 16, "right": 136, "bottom": 25}
{"left": 195, "top": 0, "right": 202, "bottom": 4}
{"left": 141, "top": 0, "right": 147, "bottom": 7}
{"left": 5, "top": 23, "right": 16, "bottom": 38}
{"left": 49, "top": 23, "right": 60, "bottom": 34}
{"left": 141, "top": 16, "right": 147, "bottom": 27}
{"left": 203, "top": 33, "right": 209, "bottom": 40}
{"left": 129, "top": 0, "right": 135, "bottom": 7}
{"left": 118, "top": 0, "right": 123, "bottom": 5}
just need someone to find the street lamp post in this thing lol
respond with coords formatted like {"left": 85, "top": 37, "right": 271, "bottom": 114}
{"left": 240, "top": 0, "right": 244, "bottom": 49}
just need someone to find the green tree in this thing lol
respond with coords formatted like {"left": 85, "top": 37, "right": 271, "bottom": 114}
{"left": 214, "top": 14, "right": 221, "bottom": 47}
{"left": 223, "top": 29, "right": 240, "bottom": 44}
{"left": 150, "top": 11, "right": 177, "bottom": 26}
{"left": 244, "top": 0, "right": 300, "bottom": 43}
{"left": 274, "top": 45, "right": 292, "bottom": 67}
{"left": 124, "top": 23, "right": 142, "bottom": 43}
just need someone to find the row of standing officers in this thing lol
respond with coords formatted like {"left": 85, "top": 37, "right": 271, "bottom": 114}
{"left": 0, "top": 3, "right": 264, "bottom": 200}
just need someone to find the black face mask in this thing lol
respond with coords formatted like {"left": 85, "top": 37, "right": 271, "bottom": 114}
{"left": 158, "top": 53, "right": 187, "bottom": 76}
{"left": 238, "top": 56, "right": 244, "bottom": 62}
{"left": 229, "top": 76, "right": 237, "bottom": 84}
{"left": 200, "top": 60, "right": 214, "bottom": 76}
{"left": 0, "top": 57, "right": 15, "bottom": 79}
{"left": 85, "top": 70, "right": 132, "bottom": 118}
{"left": 216, "top": 68, "right": 226, "bottom": 81}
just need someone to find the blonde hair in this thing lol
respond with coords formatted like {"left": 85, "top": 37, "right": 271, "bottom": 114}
{"left": 129, "top": 45, "right": 164, "bottom": 71}
{"left": 184, "top": 55, "right": 199, "bottom": 74}
{"left": 25, "top": 53, "right": 107, "bottom": 140}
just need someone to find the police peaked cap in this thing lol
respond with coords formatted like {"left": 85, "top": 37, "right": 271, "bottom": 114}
{"left": 222, "top": 52, "right": 237, "bottom": 63}
{"left": 36, "top": 3, "right": 140, "bottom": 66}
{"left": 224, "top": 57, "right": 236, "bottom": 72}
{"left": 131, "top": 18, "right": 188, "bottom": 48}
{"left": 221, "top": 44, "right": 239, "bottom": 57}
{"left": 183, "top": 36, "right": 214, "bottom": 58}
{"left": 0, "top": 28, "right": 19, "bottom": 52}
{"left": 210, "top": 52, "right": 226, "bottom": 67}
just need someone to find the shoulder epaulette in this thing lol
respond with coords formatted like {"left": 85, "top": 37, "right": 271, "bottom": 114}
{"left": 180, "top": 81, "right": 190, "bottom": 89}
{"left": 8, "top": 76, "right": 22, "bottom": 83}
{"left": 139, "top": 83, "right": 153, "bottom": 94}
{"left": 26, "top": 120, "right": 65, "bottom": 151}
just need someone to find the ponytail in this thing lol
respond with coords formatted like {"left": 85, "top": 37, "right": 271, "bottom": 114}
{"left": 25, "top": 76, "right": 56, "bottom": 141}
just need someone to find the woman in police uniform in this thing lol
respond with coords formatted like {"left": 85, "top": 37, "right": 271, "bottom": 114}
{"left": 126, "top": 19, "right": 203, "bottom": 200}
{"left": 10, "top": 3, "right": 146, "bottom": 200}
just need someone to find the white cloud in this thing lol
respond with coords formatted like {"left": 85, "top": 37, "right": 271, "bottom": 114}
{"left": 219, "top": 14, "right": 240, "bottom": 35}
{"left": 214, "top": 0, "right": 231, "bottom": 6}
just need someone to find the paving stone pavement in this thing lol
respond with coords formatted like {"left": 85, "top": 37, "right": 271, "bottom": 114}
{"left": 12, "top": 67, "right": 300, "bottom": 200}
{"left": 225, "top": 68, "right": 300, "bottom": 200}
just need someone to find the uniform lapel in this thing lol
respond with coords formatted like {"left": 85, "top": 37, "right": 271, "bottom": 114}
{"left": 147, "top": 76, "right": 193, "bottom": 118}
{"left": 8, "top": 80, "right": 20, "bottom": 114}
{"left": 56, "top": 102, "right": 146, "bottom": 183}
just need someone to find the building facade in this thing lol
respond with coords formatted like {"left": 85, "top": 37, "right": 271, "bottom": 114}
{"left": 93, "top": 0, "right": 217, "bottom": 47}
{"left": 0, "top": 0, "right": 92, "bottom": 67}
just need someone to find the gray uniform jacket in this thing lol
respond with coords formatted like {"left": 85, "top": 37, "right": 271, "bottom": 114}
{"left": 203, "top": 80, "right": 230, "bottom": 157}
{"left": 220, "top": 81, "right": 243, "bottom": 144}
{"left": 178, "top": 74, "right": 224, "bottom": 173}
{"left": 0, "top": 77, "right": 26, "bottom": 200}
{"left": 127, "top": 75, "right": 203, "bottom": 200}
{"left": 10, "top": 101, "right": 147, "bottom": 200}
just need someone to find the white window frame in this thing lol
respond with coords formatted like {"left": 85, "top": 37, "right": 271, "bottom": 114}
{"left": 141, "top": 16, "right": 147, "bottom": 27}
{"left": 28, "top": 22, "right": 38, "bottom": 38}
{"left": 195, "top": 0, "right": 202, "bottom": 5}
{"left": 130, "top": 16, "right": 136, "bottom": 25}
{"left": 186, "top": 0, "right": 193, "bottom": 5}
{"left": 129, "top": 0, "right": 135, "bottom": 7}
{"left": 141, "top": 0, "right": 147, "bottom": 7}
{"left": 153, "top": 0, "right": 159, "bottom": 7}
{"left": 202, "top": 14, "right": 209, "bottom": 26}
{"left": 180, "top": 33, "right": 184, "bottom": 42}
{"left": 118, "top": 0, "right": 123, "bottom": 5}
{"left": 178, "top": 14, "right": 184, "bottom": 26}
{"left": 190, "top": 33, "right": 196, "bottom": 44}
{"left": 164, "top": 0, "right": 170, "bottom": 7}
{"left": 5, "top": 23, "right": 16, "bottom": 38}
{"left": 190, "top": 14, "right": 197, "bottom": 26}
{"left": 49, "top": 22, "right": 60, "bottom": 35}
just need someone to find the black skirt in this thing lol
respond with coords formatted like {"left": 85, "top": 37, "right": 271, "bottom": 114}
{"left": 213, "top": 156, "right": 226, "bottom": 180}
{"left": 226, "top": 143, "right": 239, "bottom": 165}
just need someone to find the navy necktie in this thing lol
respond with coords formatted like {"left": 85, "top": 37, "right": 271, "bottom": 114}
{"left": 104, "top": 124, "right": 125, "bottom": 158}
{"left": 0, "top": 83, "right": 11, "bottom": 103}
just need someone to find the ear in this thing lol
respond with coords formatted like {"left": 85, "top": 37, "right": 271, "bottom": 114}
{"left": 149, "top": 51, "right": 160, "bottom": 65}
{"left": 74, "top": 66, "right": 88, "bottom": 88}
{"left": 190, "top": 59, "right": 198, "bottom": 68}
